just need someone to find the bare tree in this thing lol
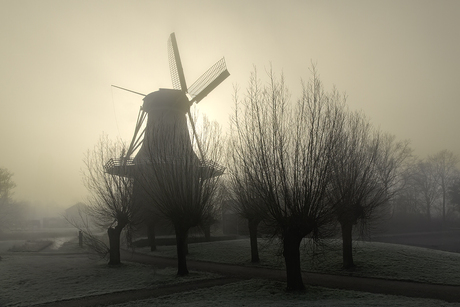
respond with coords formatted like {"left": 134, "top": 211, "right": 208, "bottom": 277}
{"left": 81, "top": 134, "right": 142, "bottom": 265}
{"left": 0, "top": 168, "right": 16, "bottom": 230}
{"left": 199, "top": 193, "right": 221, "bottom": 242}
{"left": 429, "top": 150, "right": 459, "bottom": 223}
{"left": 226, "top": 171, "right": 267, "bottom": 263}
{"left": 230, "top": 67, "right": 345, "bottom": 291}
{"left": 64, "top": 203, "right": 110, "bottom": 258}
{"left": 0, "top": 168, "right": 15, "bottom": 203}
{"left": 448, "top": 176, "right": 460, "bottom": 212}
{"left": 328, "top": 110, "right": 411, "bottom": 269}
{"left": 137, "top": 112, "right": 224, "bottom": 276}
{"left": 327, "top": 111, "right": 381, "bottom": 269}
{"left": 411, "top": 159, "right": 441, "bottom": 221}
{"left": 392, "top": 169, "right": 421, "bottom": 216}
{"left": 226, "top": 103, "right": 267, "bottom": 263}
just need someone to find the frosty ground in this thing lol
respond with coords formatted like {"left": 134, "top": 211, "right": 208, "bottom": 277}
{"left": 1, "top": 237, "right": 460, "bottom": 306}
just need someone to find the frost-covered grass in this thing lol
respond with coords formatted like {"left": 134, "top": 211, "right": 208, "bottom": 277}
{"left": 2, "top": 236, "right": 460, "bottom": 306}
{"left": 0, "top": 240, "right": 218, "bottom": 306}
{"left": 110, "top": 279, "right": 459, "bottom": 307}
{"left": 141, "top": 238, "right": 460, "bottom": 285}
{"left": 8, "top": 240, "right": 53, "bottom": 252}
{"left": 0, "top": 240, "right": 26, "bottom": 253}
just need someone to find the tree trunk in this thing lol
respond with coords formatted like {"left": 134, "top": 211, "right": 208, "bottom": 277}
{"left": 442, "top": 184, "right": 446, "bottom": 224}
{"left": 78, "top": 230, "right": 83, "bottom": 247}
{"left": 283, "top": 234, "right": 304, "bottom": 291}
{"left": 341, "top": 222, "right": 355, "bottom": 269}
{"left": 107, "top": 226, "right": 123, "bottom": 265}
{"left": 248, "top": 219, "right": 260, "bottom": 263}
{"left": 184, "top": 230, "right": 189, "bottom": 255}
{"left": 175, "top": 226, "right": 189, "bottom": 276}
{"left": 426, "top": 196, "right": 431, "bottom": 222}
{"left": 147, "top": 223, "right": 156, "bottom": 252}
{"left": 204, "top": 224, "right": 211, "bottom": 242}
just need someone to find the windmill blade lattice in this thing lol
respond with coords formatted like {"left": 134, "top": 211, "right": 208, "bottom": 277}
{"left": 168, "top": 33, "right": 188, "bottom": 92}
{"left": 188, "top": 58, "right": 230, "bottom": 104}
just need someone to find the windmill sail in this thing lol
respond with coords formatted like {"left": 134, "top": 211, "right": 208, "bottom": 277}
{"left": 168, "top": 33, "right": 188, "bottom": 92}
{"left": 183, "top": 57, "right": 229, "bottom": 158}
{"left": 188, "top": 58, "right": 230, "bottom": 104}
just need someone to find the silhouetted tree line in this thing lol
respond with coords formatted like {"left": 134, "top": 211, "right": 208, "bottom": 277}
{"left": 0, "top": 168, "right": 31, "bottom": 232}
{"left": 0, "top": 168, "right": 17, "bottom": 231}
{"left": 390, "top": 150, "right": 460, "bottom": 231}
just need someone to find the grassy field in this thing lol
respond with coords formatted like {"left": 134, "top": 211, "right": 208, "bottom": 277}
{"left": 110, "top": 279, "right": 459, "bottom": 307}
{"left": 0, "top": 240, "right": 218, "bottom": 306}
{"left": 140, "top": 238, "right": 460, "bottom": 285}
{"left": 2, "top": 236, "right": 460, "bottom": 306}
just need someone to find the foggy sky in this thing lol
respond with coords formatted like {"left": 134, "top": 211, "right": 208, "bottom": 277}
{"left": 1, "top": 0, "right": 459, "bottom": 209}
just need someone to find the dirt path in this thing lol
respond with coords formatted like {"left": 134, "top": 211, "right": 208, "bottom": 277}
{"left": 121, "top": 250, "right": 460, "bottom": 303}
{"left": 31, "top": 249, "right": 460, "bottom": 306}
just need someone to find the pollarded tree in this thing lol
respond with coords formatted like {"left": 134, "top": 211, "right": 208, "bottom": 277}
{"left": 226, "top": 171, "right": 267, "bottom": 263}
{"left": 327, "top": 111, "right": 382, "bottom": 269}
{"left": 328, "top": 112, "right": 411, "bottom": 268}
{"left": 227, "top": 88, "right": 268, "bottom": 263}
{"left": 230, "top": 67, "right": 345, "bottom": 291}
{"left": 138, "top": 112, "right": 224, "bottom": 276}
{"left": 81, "top": 134, "right": 143, "bottom": 265}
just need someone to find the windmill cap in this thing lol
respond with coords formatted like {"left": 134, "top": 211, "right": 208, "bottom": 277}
{"left": 142, "top": 89, "right": 190, "bottom": 114}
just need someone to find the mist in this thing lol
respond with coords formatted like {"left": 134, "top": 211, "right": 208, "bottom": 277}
{"left": 1, "top": 1, "right": 460, "bottom": 304}
{"left": 0, "top": 1, "right": 459, "bottom": 209}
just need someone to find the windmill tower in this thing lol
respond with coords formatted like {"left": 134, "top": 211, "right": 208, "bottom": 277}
{"left": 105, "top": 33, "right": 229, "bottom": 178}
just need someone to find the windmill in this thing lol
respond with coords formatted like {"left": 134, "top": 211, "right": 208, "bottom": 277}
{"left": 105, "top": 32, "right": 229, "bottom": 178}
